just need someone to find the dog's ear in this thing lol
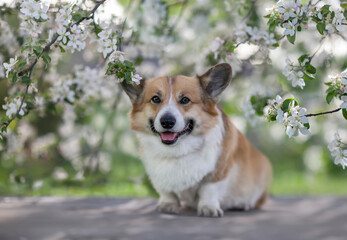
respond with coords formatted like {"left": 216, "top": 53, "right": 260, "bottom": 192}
{"left": 120, "top": 79, "right": 145, "bottom": 103}
{"left": 198, "top": 63, "right": 232, "bottom": 101}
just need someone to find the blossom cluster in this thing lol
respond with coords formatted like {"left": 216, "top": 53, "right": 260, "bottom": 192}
{"left": 283, "top": 57, "right": 305, "bottom": 89}
{"left": 266, "top": 95, "right": 311, "bottom": 138}
{"left": 2, "top": 97, "right": 27, "bottom": 119}
{"left": 328, "top": 132, "right": 347, "bottom": 169}
{"left": 235, "top": 25, "right": 278, "bottom": 50}
{"left": 209, "top": 26, "right": 278, "bottom": 65}
{"left": 19, "top": 0, "right": 49, "bottom": 38}
{"left": 266, "top": 1, "right": 345, "bottom": 44}
{"left": 325, "top": 69, "right": 347, "bottom": 111}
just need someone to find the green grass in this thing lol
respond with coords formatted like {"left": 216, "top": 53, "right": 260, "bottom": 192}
{"left": 10, "top": 171, "right": 346, "bottom": 197}
{"left": 2, "top": 150, "right": 347, "bottom": 197}
{"left": 271, "top": 172, "right": 347, "bottom": 196}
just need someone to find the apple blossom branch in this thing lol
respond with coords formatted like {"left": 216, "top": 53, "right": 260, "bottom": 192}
{"left": 305, "top": 108, "right": 341, "bottom": 117}
{"left": 0, "top": 0, "right": 107, "bottom": 130}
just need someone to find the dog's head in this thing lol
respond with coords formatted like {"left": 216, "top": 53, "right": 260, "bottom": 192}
{"left": 121, "top": 63, "right": 232, "bottom": 146}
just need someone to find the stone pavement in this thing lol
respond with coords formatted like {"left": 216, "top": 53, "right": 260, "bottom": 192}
{"left": 0, "top": 196, "right": 346, "bottom": 240}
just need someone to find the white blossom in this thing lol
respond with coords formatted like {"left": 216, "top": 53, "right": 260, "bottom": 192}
{"left": 66, "top": 26, "right": 86, "bottom": 53}
{"left": 326, "top": 9, "right": 345, "bottom": 33}
{"left": 56, "top": 3, "right": 73, "bottom": 29}
{"left": 57, "top": 28, "right": 70, "bottom": 44}
{"left": 328, "top": 132, "right": 347, "bottom": 169}
{"left": 51, "top": 78, "right": 75, "bottom": 103}
{"left": 283, "top": 57, "right": 306, "bottom": 89}
{"left": 341, "top": 96, "right": 347, "bottom": 110}
{"left": 2, "top": 97, "right": 27, "bottom": 118}
{"left": 20, "top": 0, "right": 41, "bottom": 20}
{"left": 109, "top": 51, "right": 125, "bottom": 62}
{"left": 3, "top": 56, "right": 18, "bottom": 78}
{"left": 131, "top": 72, "right": 142, "bottom": 85}
{"left": 283, "top": 18, "right": 297, "bottom": 36}
{"left": 277, "top": 0, "right": 296, "bottom": 20}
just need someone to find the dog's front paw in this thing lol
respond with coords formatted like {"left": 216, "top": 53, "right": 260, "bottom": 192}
{"left": 198, "top": 205, "right": 224, "bottom": 217}
{"left": 157, "top": 202, "right": 180, "bottom": 214}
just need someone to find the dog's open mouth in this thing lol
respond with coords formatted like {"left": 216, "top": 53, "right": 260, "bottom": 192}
{"left": 150, "top": 120, "right": 194, "bottom": 145}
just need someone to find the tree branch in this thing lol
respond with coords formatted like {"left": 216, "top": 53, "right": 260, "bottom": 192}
{"left": 305, "top": 108, "right": 341, "bottom": 117}
{"left": 0, "top": 0, "right": 107, "bottom": 130}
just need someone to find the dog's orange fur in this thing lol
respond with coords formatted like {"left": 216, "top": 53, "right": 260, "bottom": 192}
{"left": 122, "top": 63, "right": 272, "bottom": 213}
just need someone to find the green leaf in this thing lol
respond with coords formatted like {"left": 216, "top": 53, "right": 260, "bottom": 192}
{"left": 316, "top": 23, "right": 325, "bottom": 35}
{"left": 36, "top": 39, "right": 46, "bottom": 45}
{"left": 42, "top": 52, "right": 51, "bottom": 64}
{"left": 286, "top": 33, "right": 296, "bottom": 44}
{"left": 250, "top": 96, "right": 257, "bottom": 105}
{"left": 297, "top": 25, "right": 302, "bottom": 32}
{"left": 59, "top": 45, "right": 66, "bottom": 53}
{"left": 282, "top": 99, "right": 294, "bottom": 112}
{"left": 298, "top": 54, "right": 309, "bottom": 64}
{"left": 12, "top": 72, "right": 18, "bottom": 83}
{"left": 303, "top": 73, "right": 314, "bottom": 81}
{"left": 72, "top": 13, "right": 83, "bottom": 22}
{"left": 343, "top": 109, "right": 347, "bottom": 120}
{"left": 21, "top": 76, "right": 31, "bottom": 85}
{"left": 324, "top": 82, "right": 332, "bottom": 86}
{"left": 321, "top": 4, "right": 331, "bottom": 13}
{"left": 306, "top": 64, "right": 316, "bottom": 74}
{"left": 33, "top": 46, "right": 43, "bottom": 57}
{"left": 17, "top": 60, "right": 27, "bottom": 69}
{"left": 326, "top": 91, "right": 336, "bottom": 104}
{"left": 268, "top": 18, "right": 277, "bottom": 32}
{"left": 94, "top": 26, "right": 103, "bottom": 35}
{"left": 124, "top": 60, "right": 133, "bottom": 68}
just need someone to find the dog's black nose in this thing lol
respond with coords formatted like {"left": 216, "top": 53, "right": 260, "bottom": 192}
{"left": 160, "top": 114, "right": 176, "bottom": 129}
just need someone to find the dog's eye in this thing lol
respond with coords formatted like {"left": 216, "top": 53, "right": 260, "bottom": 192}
{"left": 151, "top": 96, "right": 161, "bottom": 104}
{"left": 180, "top": 97, "right": 191, "bottom": 105}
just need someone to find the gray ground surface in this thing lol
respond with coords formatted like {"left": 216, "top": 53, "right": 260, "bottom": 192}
{"left": 0, "top": 196, "right": 346, "bottom": 240}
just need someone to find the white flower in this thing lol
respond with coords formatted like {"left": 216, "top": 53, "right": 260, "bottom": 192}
{"left": 328, "top": 132, "right": 347, "bottom": 169}
{"left": 37, "top": 3, "right": 49, "bottom": 20}
{"left": 283, "top": 18, "right": 297, "bottom": 36}
{"left": 57, "top": 28, "right": 70, "bottom": 44}
{"left": 35, "top": 96, "right": 45, "bottom": 108}
{"left": 67, "top": 30, "right": 86, "bottom": 53}
{"left": 56, "top": 4, "right": 72, "bottom": 28}
{"left": 20, "top": 0, "right": 41, "bottom": 19}
{"left": 109, "top": 51, "right": 125, "bottom": 62}
{"left": 276, "top": 108, "right": 284, "bottom": 123}
{"left": 2, "top": 97, "right": 27, "bottom": 118}
{"left": 290, "top": 71, "right": 305, "bottom": 89}
{"left": 326, "top": 9, "right": 345, "bottom": 33}
{"left": 3, "top": 56, "right": 18, "bottom": 78}
{"left": 341, "top": 96, "right": 347, "bottom": 110}
{"left": 277, "top": 1, "right": 296, "bottom": 20}
{"left": 98, "top": 29, "right": 112, "bottom": 40}
{"left": 51, "top": 78, "right": 75, "bottom": 103}
{"left": 98, "top": 40, "right": 112, "bottom": 58}
{"left": 131, "top": 72, "right": 142, "bottom": 85}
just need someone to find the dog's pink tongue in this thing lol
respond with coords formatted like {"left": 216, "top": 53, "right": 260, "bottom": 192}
{"left": 160, "top": 132, "right": 177, "bottom": 141}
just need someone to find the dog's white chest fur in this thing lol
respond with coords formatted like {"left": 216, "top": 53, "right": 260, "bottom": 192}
{"left": 136, "top": 120, "right": 224, "bottom": 192}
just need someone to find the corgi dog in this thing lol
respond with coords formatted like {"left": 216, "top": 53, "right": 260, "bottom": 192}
{"left": 121, "top": 63, "right": 272, "bottom": 217}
